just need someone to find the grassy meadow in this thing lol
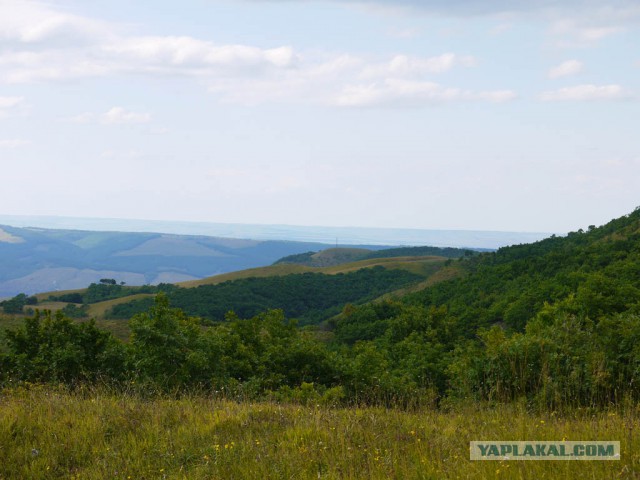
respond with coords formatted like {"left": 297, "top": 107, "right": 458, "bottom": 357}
{"left": 0, "top": 385, "right": 636, "bottom": 480}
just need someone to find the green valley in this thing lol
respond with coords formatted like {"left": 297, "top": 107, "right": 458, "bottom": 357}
{"left": 2, "top": 209, "right": 640, "bottom": 478}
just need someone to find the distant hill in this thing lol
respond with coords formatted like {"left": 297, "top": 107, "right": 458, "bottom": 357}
{"left": 274, "top": 245, "right": 477, "bottom": 267}
{"left": 4, "top": 209, "right": 640, "bottom": 408}
{"left": 0, "top": 225, "right": 365, "bottom": 297}
{"left": 274, "top": 248, "right": 373, "bottom": 267}
{"left": 105, "top": 266, "right": 426, "bottom": 326}
{"left": 0, "top": 215, "right": 553, "bottom": 249}
{"left": 98, "top": 255, "right": 451, "bottom": 325}
{"left": 2, "top": 254, "right": 454, "bottom": 335}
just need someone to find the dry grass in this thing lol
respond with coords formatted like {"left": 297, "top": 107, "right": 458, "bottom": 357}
{"left": 86, "top": 294, "right": 155, "bottom": 319}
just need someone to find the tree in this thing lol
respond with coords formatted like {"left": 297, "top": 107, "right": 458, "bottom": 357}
{"left": 2, "top": 293, "right": 28, "bottom": 314}
{"left": 128, "top": 293, "right": 204, "bottom": 388}
{"left": 3, "top": 310, "right": 125, "bottom": 382}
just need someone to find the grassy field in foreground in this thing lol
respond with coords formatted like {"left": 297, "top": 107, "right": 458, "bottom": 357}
{"left": 0, "top": 386, "right": 637, "bottom": 479}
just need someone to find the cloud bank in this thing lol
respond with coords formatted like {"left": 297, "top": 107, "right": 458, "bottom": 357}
{"left": 0, "top": 1, "right": 515, "bottom": 108}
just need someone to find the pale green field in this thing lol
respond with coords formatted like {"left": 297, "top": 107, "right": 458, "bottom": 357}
{"left": 0, "top": 386, "right": 636, "bottom": 479}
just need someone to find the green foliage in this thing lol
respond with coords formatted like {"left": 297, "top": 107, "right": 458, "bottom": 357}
{"left": 362, "top": 245, "right": 477, "bottom": 260}
{"left": 274, "top": 251, "right": 317, "bottom": 265}
{"left": 109, "top": 267, "right": 423, "bottom": 325}
{"left": 333, "top": 303, "right": 454, "bottom": 406}
{"left": 2, "top": 310, "right": 125, "bottom": 383}
{"left": 406, "top": 208, "right": 640, "bottom": 333}
{"left": 60, "top": 303, "right": 89, "bottom": 318}
{"left": 123, "top": 294, "right": 342, "bottom": 393}
{"left": 50, "top": 292, "right": 84, "bottom": 303}
{"left": 448, "top": 311, "right": 640, "bottom": 408}
{"left": 104, "top": 296, "right": 156, "bottom": 319}
{"left": 128, "top": 294, "right": 205, "bottom": 388}
{"left": 1, "top": 293, "right": 37, "bottom": 314}
{"left": 4, "top": 209, "right": 640, "bottom": 409}
{"left": 274, "top": 245, "right": 475, "bottom": 267}
{"left": 84, "top": 281, "right": 127, "bottom": 303}
{"left": 49, "top": 282, "right": 178, "bottom": 305}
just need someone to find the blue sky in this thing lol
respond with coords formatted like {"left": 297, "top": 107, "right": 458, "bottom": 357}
{"left": 0, "top": 0, "right": 638, "bottom": 233}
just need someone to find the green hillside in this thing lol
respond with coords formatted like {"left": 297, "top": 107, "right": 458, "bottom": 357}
{"left": 0, "top": 255, "right": 452, "bottom": 343}
{"left": 181, "top": 254, "right": 448, "bottom": 286}
{"left": 2, "top": 208, "right": 640, "bottom": 410}
{"left": 103, "top": 260, "right": 444, "bottom": 325}
{"left": 404, "top": 208, "right": 640, "bottom": 333}
{"left": 273, "top": 247, "right": 371, "bottom": 267}
{"left": 274, "top": 245, "right": 476, "bottom": 267}
{"left": 333, "top": 207, "right": 640, "bottom": 404}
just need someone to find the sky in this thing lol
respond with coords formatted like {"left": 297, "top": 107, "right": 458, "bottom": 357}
{"left": 0, "top": 0, "right": 638, "bottom": 234}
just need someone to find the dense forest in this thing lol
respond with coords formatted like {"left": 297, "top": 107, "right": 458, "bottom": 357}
{"left": 2, "top": 208, "right": 640, "bottom": 408}
{"left": 105, "top": 267, "right": 424, "bottom": 324}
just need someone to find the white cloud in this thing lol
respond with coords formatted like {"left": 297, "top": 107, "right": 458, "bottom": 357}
{"left": 0, "top": 95, "right": 23, "bottom": 108}
{"left": 103, "top": 36, "right": 297, "bottom": 72}
{"left": 0, "top": 95, "right": 24, "bottom": 118}
{"left": 0, "top": 1, "right": 298, "bottom": 84}
{"left": 0, "top": 138, "right": 29, "bottom": 148}
{"left": 578, "top": 26, "right": 624, "bottom": 41}
{"left": 0, "top": 0, "right": 113, "bottom": 45}
{"left": 549, "top": 19, "right": 625, "bottom": 47}
{"left": 539, "top": 84, "right": 630, "bottom": 101}
{"left": 65, "top": 108, "right": 151, "bottom": 125}
{"left": 0, "top": 1, "right": 514, "bottom": 108}
{"left": 65, "top": 112, "right": 95, "bottom": 124}
{"left": 102, "top": 107, "right": 151, "bottom": 125}
{"left": 335, "top": 79, "right": 516, "bottom": 107}
{"left": 360, "top": 53, "right": 477, "bottom": 79}
{"left": 548, "top": 60, "right": 584, "bottom": 79}
{"left": 0, "top": 48, "right": 115, "bottom": 84}
{"left": 100, "top": 149, "right": 143, "bottom": 160}
{"left": 204, "top": 51, "right": 509, "bottom": 107}
{"left": 0, "top": 36, "right": 297, "bottom": 84}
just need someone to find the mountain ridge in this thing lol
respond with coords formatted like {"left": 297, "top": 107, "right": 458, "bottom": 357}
{"left": 0, "top": 225, "right": 383, "bottom": 297}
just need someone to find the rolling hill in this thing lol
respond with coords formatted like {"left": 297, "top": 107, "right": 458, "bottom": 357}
{"left": 0, "top": 225, "right": 388, "bottom": 298}
{"left": 3, "top": 208, "right": 640, "bottom": 409}
{"left": 274, "top": 245, "right": 475, "bottom": 267}
{"left": 0, "top": 253, "right": 458, "bottom": 341}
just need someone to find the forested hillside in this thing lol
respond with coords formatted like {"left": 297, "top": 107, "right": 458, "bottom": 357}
{"left": 1, "top": 209, "right": 640, "bottom": 409}
{"left": 336, "top": 207, "right": 640, "bottom": 405}
{"left": 405, "top": 208, "right": 640, "bottom": 332}
{"left": 105, "top": 266, "right": 425, "bottom": 325}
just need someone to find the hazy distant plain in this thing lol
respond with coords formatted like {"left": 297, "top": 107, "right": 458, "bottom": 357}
{"left": 0, "top": 215, "right": 552, "bottom": 250}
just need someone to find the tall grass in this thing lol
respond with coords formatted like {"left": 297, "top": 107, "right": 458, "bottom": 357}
{"left": 0, "top": 385, "right": 637, "bottom": 479}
